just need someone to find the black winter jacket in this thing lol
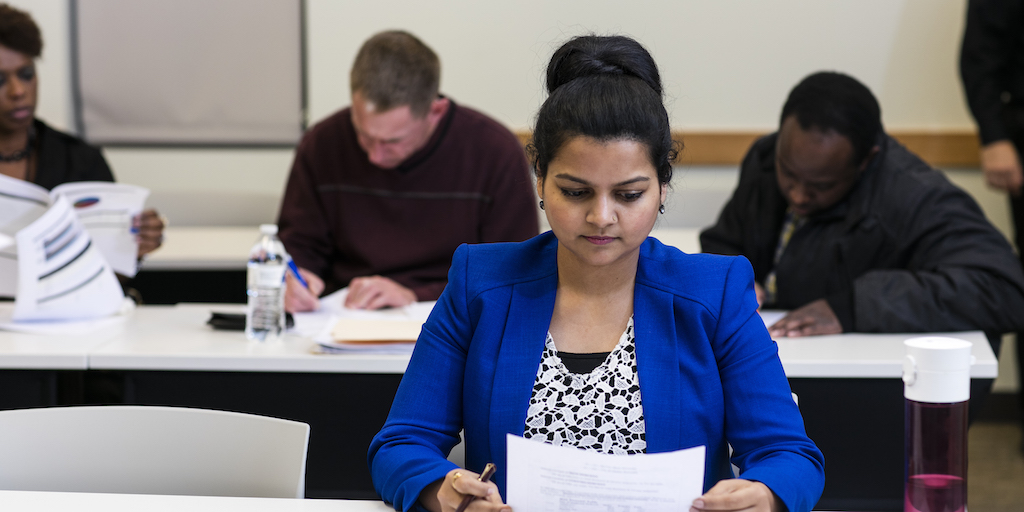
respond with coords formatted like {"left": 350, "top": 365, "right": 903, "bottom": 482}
{"left": 31, "top": 118, "right": 114, "bottom": 191}
{"left": 700, "top": 133, "right": 1024, "bottom": 335}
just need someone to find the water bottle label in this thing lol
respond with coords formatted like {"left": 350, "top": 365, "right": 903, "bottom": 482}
{"left": 247, "top": 265, "right": 285, "bottom": 288}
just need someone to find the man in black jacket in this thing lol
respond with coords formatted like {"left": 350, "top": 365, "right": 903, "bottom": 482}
{"left": 700, "top": 71, "right": 1024, "bottom": 343}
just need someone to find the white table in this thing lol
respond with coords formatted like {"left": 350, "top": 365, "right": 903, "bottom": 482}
{"left": 141, "top": 226, "right": 259, "bottom": 271}
{"left": 777, "top": 330, "right": 996, "bottom": 378}
{"left": 87, "top": 305, "right": 409, "bottom": 374}
{"left": 141, "top": 227, "right": 702, "bottom": 272}
{"left": 0, "top": 303, "right": 999, "bottom": 507}
{"left": 0, "top": 303, "right": 118, "bottom": 370}
{"left": 85, "top": 304, "right": 997, "bottom": 379}
{"left": 0, "top": 490, "right": 391, "bottom": 512}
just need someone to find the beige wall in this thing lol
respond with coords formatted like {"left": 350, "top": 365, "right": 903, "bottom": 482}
{"left": 16, "top": 0, "right": 982, "bottom": 215}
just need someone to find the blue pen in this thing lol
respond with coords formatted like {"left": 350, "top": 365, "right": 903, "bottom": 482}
{"left": 287, "top": 259, "right": 310, "bottom": 289}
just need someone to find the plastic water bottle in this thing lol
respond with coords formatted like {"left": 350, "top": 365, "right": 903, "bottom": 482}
{"left": 902, "top": 337, "right": 972, "bottom": 512}
{"left": 245, "top": 224, "right": 287, "bottom": 342}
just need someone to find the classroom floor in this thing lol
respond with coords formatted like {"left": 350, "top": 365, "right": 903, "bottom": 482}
{"left": 965, "top": 394, "right": 1024, "bottom": 512}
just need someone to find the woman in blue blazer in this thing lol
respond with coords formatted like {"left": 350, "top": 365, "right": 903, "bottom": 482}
{"left": 369, "top": 35, "right": 824, "bottom": 512}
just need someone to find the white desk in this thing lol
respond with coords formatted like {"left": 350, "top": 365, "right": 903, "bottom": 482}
{"left": 0, "top": 490, "right": 391, "bottom": 512}
{"left": 87, "top": 305, "right": 409, "bottom": 374}
{"left": 0, "top": 303, "right": 997, "bottom": 377}
{"left": 141, "top": 226, "right": 259, "bottom": 271}
{"left": 141, "top": 226, "right": 701, "bottom": 272}
{"left": 777, "top": 330, "right": 996, "bottom": 378}
{"left": 0, "top": 303, "right": 117, "bottom": 370}
{"left": 0, "top": 303, "right": 1001, "bottom": 507}
{"left": 83, "top": 304, "right": 996, "bottom": 378}
{"left": 141, "top": 225, "right": 260, "bottom": 270}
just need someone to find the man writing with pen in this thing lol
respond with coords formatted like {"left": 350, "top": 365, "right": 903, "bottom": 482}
{"left": 277, "top": 30, "right": 538, "bottom": 312}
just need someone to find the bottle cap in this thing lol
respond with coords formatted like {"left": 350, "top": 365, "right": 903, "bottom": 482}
{"left": 903, "top": 337, "right": 973, "bottom": 403}
{"left": 259, "top": 224, "right": 279, "bottom": 235}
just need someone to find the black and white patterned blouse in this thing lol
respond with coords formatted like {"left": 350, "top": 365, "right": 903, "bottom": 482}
{"left": 523, "top": 317, "right": 646, "bottom": 454}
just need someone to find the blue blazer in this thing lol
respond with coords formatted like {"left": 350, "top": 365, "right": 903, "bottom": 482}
{"left": 369, "top": 232, "right": 824, "bottom": 512}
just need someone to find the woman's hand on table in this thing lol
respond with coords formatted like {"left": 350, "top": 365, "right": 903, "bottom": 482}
{"left": 690, "top": 479, "right": 781, "bottom": 512}
{"left": 421, "top": 468, "right": 509, "bottom": 512}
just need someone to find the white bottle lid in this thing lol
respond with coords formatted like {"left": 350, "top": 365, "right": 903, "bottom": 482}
{"left": 902, "top": 336, "right": 974, "bottom": 403}
{"left": 260, "top": 224, "right": 279, "bottom": 236}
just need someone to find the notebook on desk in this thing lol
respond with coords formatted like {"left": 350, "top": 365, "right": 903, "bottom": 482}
{"left": 316, "top": 318, "right": 418, "bottom": 354}
{"left": 330, "top": 318, "right": 423, "bottom": 344}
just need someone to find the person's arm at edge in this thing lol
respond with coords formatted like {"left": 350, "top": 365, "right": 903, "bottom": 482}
{"left": 959, "top": 0, "right": 1014, "bottom": 147}
{"left": 277, "top": 133, "right": 334, "bottom": 311}
{"left": 960, "top": 0, "right": 1024, "bottom": 195}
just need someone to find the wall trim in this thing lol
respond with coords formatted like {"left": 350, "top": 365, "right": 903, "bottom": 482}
{"left": 514, "top": 130, "right": 981, "bottom": 168}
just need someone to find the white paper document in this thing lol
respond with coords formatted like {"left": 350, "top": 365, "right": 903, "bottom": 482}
{"left": 0, "top": 174, "right": 51, "bottom": 296}
{"left": 506, "top": 434, "right": 706, "bottom": 511}
{"left": 1, "top": 175, "right": 150, "bottom": 299}
{"left": 296, "top": 288, "right": 435, "bottom": 354}
{"left": 50, "top": 181, "right": 149, "bottom": 276}
{"left": 0, "top": 299, "right": 133, "bottom": 335}
{"left": 12, "top": 196, "right": 124, "bottom": 321}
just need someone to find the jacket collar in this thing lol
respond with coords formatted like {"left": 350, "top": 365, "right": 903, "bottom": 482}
{"left": 633, "top": 239, "right": 682, "bottom": 452}
{"left": 488, "top": 235, "right": 683, "bottom": 457}
{"left": 488, "top": 234, "right": 558, "bottom": 474}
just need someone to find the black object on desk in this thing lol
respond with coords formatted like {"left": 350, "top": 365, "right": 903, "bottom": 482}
{"left": 207, "top": 312, "right": 294, "bottom": 330}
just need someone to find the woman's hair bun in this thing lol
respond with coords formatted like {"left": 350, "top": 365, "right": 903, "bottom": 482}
{"left": 546, "top": 35, "right": 662, "bottom": 96}
{"left": 531, "top": 34, "right": 677, "bottom": 186}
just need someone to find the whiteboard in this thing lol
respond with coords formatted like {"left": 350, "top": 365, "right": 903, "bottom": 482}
{"left": 72, "top": 0, "right": 304, "bottom": 146}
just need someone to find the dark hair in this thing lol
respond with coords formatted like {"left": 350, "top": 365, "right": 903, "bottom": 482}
{"left": 0, "top": 3, "right": 42, "bottom": 58}
{"left": 350, "top": 30, "right": 440, "bottom": 117}
{"left": 780, "top": 71, "right": 882, "bottom": 166}
{"left": 530, "top": 35, "right": 677, "bottom": 184}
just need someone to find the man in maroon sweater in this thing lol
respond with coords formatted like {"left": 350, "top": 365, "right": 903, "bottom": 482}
{"left": 278, "top": 31, "right": 538, "bottom": 311}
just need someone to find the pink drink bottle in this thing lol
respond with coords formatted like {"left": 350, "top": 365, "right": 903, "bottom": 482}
{"left": 902, "top": 337, "right": 973, "bottom": 512}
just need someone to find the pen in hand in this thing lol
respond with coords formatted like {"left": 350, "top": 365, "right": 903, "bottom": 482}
{"left": 286, "top": 259, "right": 310, "bottom": 289}
{"left": 454, "top": 463, "right": 497, "bottom": 512}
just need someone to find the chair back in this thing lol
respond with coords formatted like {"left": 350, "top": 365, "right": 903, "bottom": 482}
{"left": 0, "top": 406, "right": 309, "bottom": 498}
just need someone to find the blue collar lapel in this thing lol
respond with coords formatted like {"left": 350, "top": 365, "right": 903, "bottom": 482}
{"left": 489, "top": 268, "right": 556, "bottom": 481}
{"left": 634, "top": 241, "right": 682, "bottom": 452}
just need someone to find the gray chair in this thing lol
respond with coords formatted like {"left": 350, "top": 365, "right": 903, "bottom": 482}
{"left": 0, "top": 405, "right": 309, "bottom": 498}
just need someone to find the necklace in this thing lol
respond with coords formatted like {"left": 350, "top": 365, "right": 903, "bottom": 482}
{"left": 0, "top": 134, "right": 32, "bottom": 162}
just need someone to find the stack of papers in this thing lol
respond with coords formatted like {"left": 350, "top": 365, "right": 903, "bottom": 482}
{"left": 0, "top": 175, "right": 149, "bottom": 321}
{"left": 506, "top": 434, "right": 705, "bottom": 510}
{"left": 294, "top": 288, "right": 435, "bottom": 354}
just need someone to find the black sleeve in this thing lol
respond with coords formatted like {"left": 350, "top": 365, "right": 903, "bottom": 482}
{"left": 852, "top": 182, "right": 1024, "bottom": 334}
{"left": 699, "top": 135, "right": 783, "bottom": 283}
{"left": 78, "top": 146, "right": 115, "bottom": 183}
{"left": 700, "top": 145, "right": 764, "bottom": 257}
{"left": 960, "top": 0, "right": 1016, "bottom": 144}
{"left": 33, "top": 120, "right": 116, "bottom": 189}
